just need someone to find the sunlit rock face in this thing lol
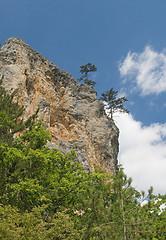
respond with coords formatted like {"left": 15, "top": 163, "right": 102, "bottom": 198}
{"left": 0, "top": 38, "right": 119, "bottom": 173}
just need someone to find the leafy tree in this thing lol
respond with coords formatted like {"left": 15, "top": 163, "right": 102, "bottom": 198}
{"left": 100, "top": 88, "right": 129, "bottom": 119}
{"left": 78, "top": 62, "right": 97, "bottom": 86}
{"left": 0, "top": 121, "right": 89, "bottom": 212}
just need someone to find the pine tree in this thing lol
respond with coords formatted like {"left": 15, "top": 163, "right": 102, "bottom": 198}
{"left": 100, "top": 88, "right": 129, "bottom": 119}
{"left": 78, "top": 62, "right": 97, "bottom": 86}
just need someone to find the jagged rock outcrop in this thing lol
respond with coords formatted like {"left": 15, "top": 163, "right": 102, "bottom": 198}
{"left": 0, "top": 38, "right": 119, "bottom": 173}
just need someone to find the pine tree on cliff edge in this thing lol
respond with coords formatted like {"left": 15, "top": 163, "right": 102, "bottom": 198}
{"left": 100, "top": 88, "right": 129, "bottom": 120}
{"left": 78, "top": 62, "right": 97, "bottom": 86}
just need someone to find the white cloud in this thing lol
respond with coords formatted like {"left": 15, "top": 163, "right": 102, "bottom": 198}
{"left": 117, "top": 88, "right": 128, "bottom": 98}
{"left": 119, "top": 46, "right": 166, "bottom": 96}
{"left": 114, "top": 112, "right": 166, "bottom": 195}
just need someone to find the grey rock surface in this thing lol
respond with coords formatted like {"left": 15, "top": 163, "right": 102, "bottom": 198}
{"left": 0, "top": 38, "right": 119, "bottom": 173}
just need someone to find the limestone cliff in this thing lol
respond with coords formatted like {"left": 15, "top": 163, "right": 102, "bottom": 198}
{"left": 0, "top": 38, "right": 119, "bottom": 173}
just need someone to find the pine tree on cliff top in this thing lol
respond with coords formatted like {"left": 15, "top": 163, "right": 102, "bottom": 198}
{"left": 100, "top": 88, "right": 129, "bottom": 119}
{"left": 78, "top": 62, "right": 97, "bottom": 86}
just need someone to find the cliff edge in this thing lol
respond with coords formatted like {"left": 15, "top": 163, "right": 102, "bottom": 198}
{"left": 0, "top": 38, "right": 119, "bottom": 173}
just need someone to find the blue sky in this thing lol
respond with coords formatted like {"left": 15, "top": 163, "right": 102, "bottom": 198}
{"left": 1, "top": 0, "right": 166, "bottom": 194}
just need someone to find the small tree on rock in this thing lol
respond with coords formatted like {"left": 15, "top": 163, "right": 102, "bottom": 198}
{"left": 100, "top": 88, "right": 129, "bottom": 119}
{"left": 78, "top": 63, "right": 97, "bottom": 86}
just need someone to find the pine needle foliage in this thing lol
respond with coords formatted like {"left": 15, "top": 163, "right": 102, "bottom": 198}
{"left": 100, "top": 88, "right": 129, "bottom": 119}
{"left": 78, "top": 62, "right": 97, "bottom": 86}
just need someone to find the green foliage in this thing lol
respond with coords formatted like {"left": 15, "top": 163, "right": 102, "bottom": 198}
{"left": 0, "top": 81, "right": 165, "bottom": 239}
{"left": 0, "top": 205, "right": 80, "bottom": 239}
{"left": 0, "top": 77, "right": 37, "bottom": 146}
{"left": 78, "top": 62, "right": 97, "bottom": 86}
{"left": 0, "top": 137, "right": 166, "bottom": 239}
{"left": 19, "top": 120, "right": 51, "bottom": 150}
{"left": 0, "top": 122, "right": 89, "bottom": 212}
{"left": 69, "top": 166, "right": 166, "bottom": 239}
{"left": 100, "top": 88, "right": 129, "bottom": 119}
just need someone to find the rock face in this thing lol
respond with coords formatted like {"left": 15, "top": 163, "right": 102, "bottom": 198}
{"left": 0, "top": 38, "right": 119, "bottom": 173}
